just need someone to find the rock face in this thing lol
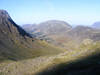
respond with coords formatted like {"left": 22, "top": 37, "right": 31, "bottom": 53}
{"left": 0, "top": 10, "right": 63, "bottom": 61}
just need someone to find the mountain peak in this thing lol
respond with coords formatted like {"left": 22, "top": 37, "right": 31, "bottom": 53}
{"left": 0, "top": 9, "right": 32, "bottom": 38}
{"left": 0, "top": 10, "right": 8, "bottom": 14}
{"left": 39, "top": 20, "right": 71, "bottom": 27}
{"left": 37, "top": 20, "right": 72, "bottom": 35}
{"left": 0, "top": 10, "right": 10, "bottom": 18}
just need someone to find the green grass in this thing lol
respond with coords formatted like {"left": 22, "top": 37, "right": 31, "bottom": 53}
{"left": 0, "top": 38, "right": 65, "bottom": 62}
{"left": 35, "top": 41, "right": 100, "bottom": 75}
{"left": 0, "top": 41, "right": 100, "bottom": 75}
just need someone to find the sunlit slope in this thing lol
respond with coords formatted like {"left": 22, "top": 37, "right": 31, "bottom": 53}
{"left": 0, "top": 42, "right": 100, "bottom": 75}
{"left": 35, "top": 42, "right": 100, "bottom": 75}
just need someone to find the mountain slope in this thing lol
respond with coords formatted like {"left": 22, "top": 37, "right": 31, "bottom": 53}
{"left": 67, "top": 26, "right": 100, "bottom": 42}
{"left": 23, "top": 22, "right": 100, "bottom": 50}
{"left": 36, "top": 20, "right": 72, "bottom": 35}
{"left": 22, "top": 20, "right": 72, "bottom": 48}
{"left": 0, "top": 10, "right": 64, "bottom": 62}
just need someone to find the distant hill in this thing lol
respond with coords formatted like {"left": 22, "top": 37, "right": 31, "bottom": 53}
{"left": 23, "top": 23, "right": 100, "bottom": 49}
{"left": 92, "top": 22, "right": 100, "bottom": 29}
{"left": 23, "top": 20, "right": 72, "bottom": 34}
{"left": 22, "top": 20, "right": 72, "bottom": 48}
{"left": 36, "top": 20, "right": 72, "bottom": 35}
{"left": 67, "top": 26, "right": 100, "bottom": 42}
{"left": 0, "top": 10, "right": 63, "bottom": 62}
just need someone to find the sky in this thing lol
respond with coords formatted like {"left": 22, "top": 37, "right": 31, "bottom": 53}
{"left": 0, "top": 0, "right": 100, "bottom": 26}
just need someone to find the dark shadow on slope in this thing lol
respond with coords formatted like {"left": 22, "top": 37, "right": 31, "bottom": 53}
{"left": 8, "top": 18, "right": 32, "bottom": 38}
{"left": 36, "top": 51, "right": 100, "bottom": 75}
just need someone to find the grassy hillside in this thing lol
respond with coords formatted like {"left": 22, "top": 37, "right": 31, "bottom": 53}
{"left": 0, "top": 10, "right": 64, "bottom": 62}
{"left": 0, "top": 42, "right": 100, "bottom": 75}
{"left": 35, "top": 42, "right": 100, "bottom": 75}
{"left": 0, "top": 38, "right": 64, "bottom": 62}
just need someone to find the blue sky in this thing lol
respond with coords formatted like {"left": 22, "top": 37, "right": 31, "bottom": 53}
{"left": 0, "top": 0, "right": 100, "bottom": 26}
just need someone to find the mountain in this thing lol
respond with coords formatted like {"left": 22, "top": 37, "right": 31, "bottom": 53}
{"left": 1, "top": 10, "right": 100, "bottom": 75}
{"left": 0, "top": 10, "right": 63, "bottom": 62}
{"left": 23, "top": 20, "right": 72, "bottom": 37}
{"left": 67, "top": 26, "right": 100, "bottom": 42}
{"left": 62, "top": 25, "right": 100, "bottom": 49}
{"left": 23, "top": 22, "right": 100, "bottom": 49}
{"left": 35, "top": 20, "right": 72, "bottom": 35}
{"left": 92, "top": 22, "right": 100, "bottom": 29}
{"left": 22, "top": 20, "right": 72, "bottom": 48}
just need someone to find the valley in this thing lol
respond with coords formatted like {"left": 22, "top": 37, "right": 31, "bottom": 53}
{"left": 0, "top": 10, "right": 100, "bottom": 75}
